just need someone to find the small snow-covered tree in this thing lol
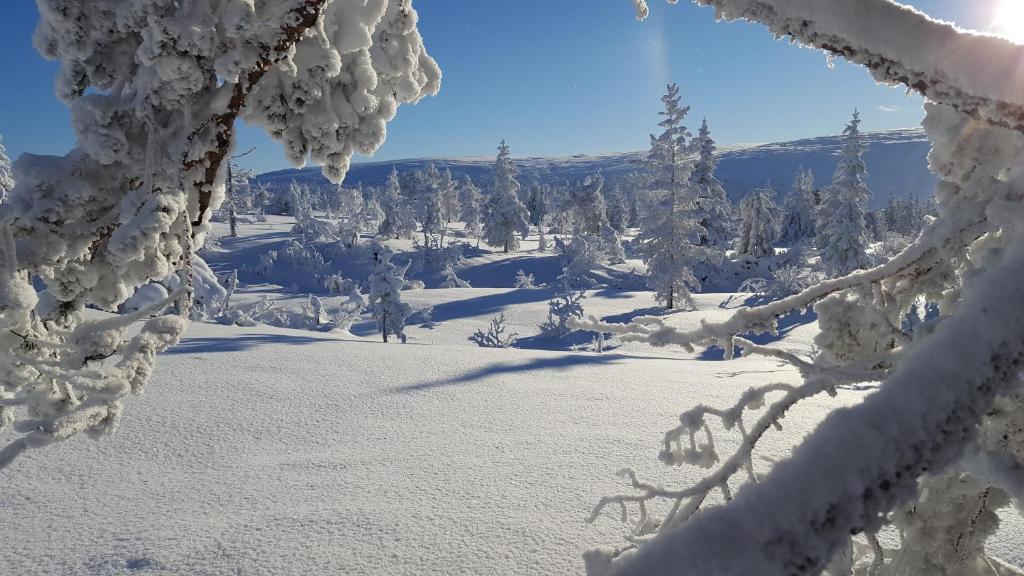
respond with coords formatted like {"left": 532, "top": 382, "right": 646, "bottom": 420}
{"left": 638, "top": 83, "right": 715, "bottom": 310}
{"left": 526, "top": 183, "right": 548, "bottom": 227}
{"left": 780, "top": 168, "right": 817, "bottom": 242}
{"left": 379, "top": 167, "right": 417, "bottom": 239}
{"left": 541, "top": 282, "right": 585, "bottom": 337}
{"left": 439, "top": 167, "right": 459, "bottom": 223}
{"left": 818, "top": 110, "right": 873, "bottom": 276}
{"left": 470, "top": 313, "right": 518, "bottom": 348}
{"left": 0, "top": 136, "right": 13, "bottom": 203}
{"left": 736, "top": 184, "right": 780, "bottom": 259}
{"left": 690, "top": 118, "right": 733, "bottom": 251}
{"left": 368, "top": 242, "right": 411, "bottom": 343}
{"left": 458, "top": 175, "right": 483, "bottom": 240}
{"left": 482, "top": 140, "right": 530, "bottom": 252}
{"left": 0, "top": 0, "right": 438, "bottom": 469}
{"left": 569, "top": 173, "right": 610, "bottom": 236}
{"left": 413, "top": 164, "right": 447, "bottom": 248}
{"left": 439, "top": 264, "right": 470, "bottom": 288}
{"left": 604, "top": 184, "right": 630, "bottom": 233}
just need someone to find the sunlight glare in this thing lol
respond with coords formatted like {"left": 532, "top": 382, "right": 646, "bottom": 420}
{"left": 993, "top": 0, "right": 1024, "bottom": 43}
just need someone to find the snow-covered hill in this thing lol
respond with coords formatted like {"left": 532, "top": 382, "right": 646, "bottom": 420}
{"left": 254, "top": 128, "right": 934, "bottom": 209}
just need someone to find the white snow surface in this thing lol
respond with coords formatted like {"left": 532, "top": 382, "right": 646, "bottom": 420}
{"left": 1, "top": 219, "right": 1021, "bottom": 575}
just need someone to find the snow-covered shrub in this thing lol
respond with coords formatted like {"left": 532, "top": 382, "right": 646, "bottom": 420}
{"left": 439, "top": 265, "right": 471, "bottom": 288}
{"left": 877, "top": 231, "right": 915, "bottom": 261}
{"left": 581, "top": 2, "right": 1024, "bottom": 574}
{"left": 768, "top": 265, "right": 822, "bottom": 298}
{"left": 514, "top": 269, "right": 538, "bottom": 289}
{"left": 735, "top": 276, "right": 769, "bottom": 294}
{"left": 541, "top": 283, "right": 585, "bottom": 337}
{"left": 556, "top": 235, "right": 600, "bottom": 289}
{"left": 469, "top": 313, "right": 519, "bottom": 348}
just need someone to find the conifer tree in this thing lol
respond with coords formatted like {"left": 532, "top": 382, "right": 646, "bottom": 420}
{"left": 368, "top": 242, "right": 411, "bottom": 343}
{"left": 638, "top": 84, "right": 715, "bottom": 309}
{"left": 458, "top": 175, "right": 483, "bottom": 240}
{"left": 780, "top": 168, "right": 818, "bottom": 242}
{"left": 482, "top": 140, "right": 530, "bottom": 253}
{"left": 691, "top": 118, "right": 734, "bottom": 251}
{"left": 736, "top": 184, "right": 780, "bottom": 259}
{"left": 817, "top": 110, "right": 873, "bottom": 275}
{"left": 379, "top": 167, "right": 417, "bottom": 239}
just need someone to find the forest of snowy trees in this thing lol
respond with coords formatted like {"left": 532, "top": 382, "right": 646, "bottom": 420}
{"left": 2, "top": 0, "right": 1023, "bottom": 575}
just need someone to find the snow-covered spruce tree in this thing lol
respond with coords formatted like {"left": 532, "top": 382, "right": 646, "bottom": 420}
{"left": 541, "top": 281, "right": 585, "bottom": 337}
{"left": 379, "top": 167, "right": 417, "bottom": 239}
{"left": 368, "top": 242, "right": 411, "bottom": 343}
{"left": 482, "top": 140, "right": 530, "bottom": 253}
{"left": 691, "top": 118, "right": 733, "bottom": 251}
{"left": 569, "top": 173, "right": 610, "bottom": 236}
{"left": 736, "top": 184, "right": 780, "bottom": 259}
{"left": 0, "top": 136, "right": 13, "bottom": 203}
{"left": 605, "top": 184, "right": 630, "bottom": 234}
{"left": 638, "top": 83, "right": 716, "bottom": 310}
{"left": 580, "top": 2, "right": 1024, "bottom": 574}
{"left": 440, "top": 167, "right": 460, "bottom": 224}
{"left": 527, "top": 183, "right": 549, "bottom": 228}
{"left": 458, "top": 175, "right": 483, "bottom": 240}
{"left": 781, "top": 168, "right": 817, "bottom": 242}
{"left": 413, "top": 163, "right": 447, "bottom": 249}
{"left": 818, "top": 110, "right": 873, "bottom": 276}
{"left": 0, "top": 0, "right": 438, "bottom": 469}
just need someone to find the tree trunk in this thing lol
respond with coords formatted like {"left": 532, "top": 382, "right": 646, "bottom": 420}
{"left": 667, "top": 289, "right": 673, "bottom": 310}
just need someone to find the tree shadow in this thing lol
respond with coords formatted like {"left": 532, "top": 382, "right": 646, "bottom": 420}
{"left": 697, "top": 308, "right": 817, "bottom": 360}
{"left": 457, "top": 254, "right": 563, "bottom": 288}
{"left": 428, "top": 286, "right": 558, "bottom": 323}
{"left": 390, "top": 353, "right": 633, "bottom": 393}
{"left": 166, "top": 333, "right": 340, "bottom": 355}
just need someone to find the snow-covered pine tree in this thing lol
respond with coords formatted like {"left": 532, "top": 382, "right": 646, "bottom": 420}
{"left": 780, "top": 168, "right": 817, "bottom": 242}
{"left": 458, "top": 175, "right": 483, "bottom": 240}
{"left": 569, "top": 173, "right": 610, "bottom": 236}
{"left": 439, "top": 167, "right": 459, "bottom": 223}
{"left": 368, "top": 242, "right": 411, "bottom": 343}
{"left": 0, "top": 0, "right": 438, "bottom": 468}
{"left": 526, "top": 183, "right": 548, "bottom": 228}
{"left": 289, "top": 180, "right": 313, "bottom": 222}
{"left": 604, "top": 184, "right": 629, "bottom": 233}
{"left": 379, "top": 167, "right": 417, "bottom": 239}
{"left": 736, "top": 184, "right": 780, "bottom": 259}
{"left": 817, "top": 110, "right": 873, "bottom": 276}
{"left": 482, "top": 140, "right": 530, "bottom": 253}
{"left": 690, "top": 118, "right": 733, "bottom": 251}
{"left": 0, "top": 136, "right": 13, "bottom": 203}
{"left": 638, "top": 83, "right": 715, "bottom": 310}
{"left": 415, "top": 164, "right": 447, "bottom": 248}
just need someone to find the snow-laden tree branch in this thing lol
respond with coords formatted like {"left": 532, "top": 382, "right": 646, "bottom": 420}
{"left": 586, "top": 1, "right": 1024, "bottom": 574}
{"left": 0, "top": 0, "right": 439, "bottom": 472}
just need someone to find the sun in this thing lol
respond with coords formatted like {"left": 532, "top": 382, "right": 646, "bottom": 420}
{"left": 993, "top": 0, "right": 1024, "bottom": 43}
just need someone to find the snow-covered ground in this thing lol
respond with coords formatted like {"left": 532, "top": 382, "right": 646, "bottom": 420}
{"left": 1, "top": 218, "right": 1020, "bottom": 575}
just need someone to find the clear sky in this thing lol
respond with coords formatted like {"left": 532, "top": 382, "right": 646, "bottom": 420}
{"left": 0, "top": 1, "right": 1012, "bottom": 173}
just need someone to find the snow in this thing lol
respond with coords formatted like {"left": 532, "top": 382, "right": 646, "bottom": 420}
{"left": 1, "top": 212, "right": 1022, "bottom": 574}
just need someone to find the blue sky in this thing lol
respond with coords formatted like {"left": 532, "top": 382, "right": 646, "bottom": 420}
{"left": 0, "top": 1, "right": 1009, "bottom": 173}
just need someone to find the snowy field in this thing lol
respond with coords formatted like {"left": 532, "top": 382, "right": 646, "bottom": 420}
{"left": 2, "top": 218, "right": 1021, "bottom": 575}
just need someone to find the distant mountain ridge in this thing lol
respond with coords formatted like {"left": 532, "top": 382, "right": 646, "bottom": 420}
{"left": 254, "top": 128, "right": 934, "bottom": 210}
